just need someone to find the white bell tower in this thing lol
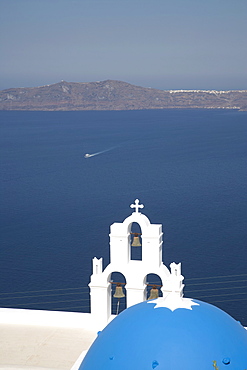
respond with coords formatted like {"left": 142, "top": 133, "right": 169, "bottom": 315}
{"left": 89, "top": 199, "right": 184, "bottom": 327}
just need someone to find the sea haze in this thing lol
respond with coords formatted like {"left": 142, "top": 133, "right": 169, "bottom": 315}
{"left": 0, "top": 109, "right": 246, "bottom": 324}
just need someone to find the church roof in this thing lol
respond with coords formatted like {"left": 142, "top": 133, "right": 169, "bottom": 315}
{"left": 79, "top": 293, "right": 247, "bottom": 370}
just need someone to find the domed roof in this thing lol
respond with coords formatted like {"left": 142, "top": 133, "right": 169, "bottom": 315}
{"left": 79, "top": 293, "right": 247, "bottom": 370}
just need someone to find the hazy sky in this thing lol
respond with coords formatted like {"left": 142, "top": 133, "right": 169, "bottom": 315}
{"left": 1, "top": 0, "right": 246, "bottom": 90}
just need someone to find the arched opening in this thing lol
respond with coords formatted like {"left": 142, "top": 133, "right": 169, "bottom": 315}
{"left": 110, "top": 272, "right": 127, "bottom": 315}
{"left": 144, "top": 273, "right": 163, "bottom": 300}
{"left": 130, "top": 222, "right": 142, "bottom": 261}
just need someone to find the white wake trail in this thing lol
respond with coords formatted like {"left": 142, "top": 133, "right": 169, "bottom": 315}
{"left": 84, "top": 146, "right": 116, "bottom": 158}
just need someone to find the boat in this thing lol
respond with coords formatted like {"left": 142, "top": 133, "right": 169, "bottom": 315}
{"left": 84, "top": 153, "right": 92, "bottom": 158}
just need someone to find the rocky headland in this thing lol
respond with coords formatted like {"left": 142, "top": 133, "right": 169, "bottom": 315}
{"left": 0, "top": 80, "right": 246, "bottom": 111}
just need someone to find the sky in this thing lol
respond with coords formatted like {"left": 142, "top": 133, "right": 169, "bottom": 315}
{"left": 0, "top": 0, "right": 246, "bottom": 91}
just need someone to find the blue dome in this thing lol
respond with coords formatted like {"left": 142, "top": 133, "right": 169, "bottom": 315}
{"left": 79, "top": 295, "right": 247, "bottom": 370}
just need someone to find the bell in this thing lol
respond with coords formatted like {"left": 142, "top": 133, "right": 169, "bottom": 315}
{"left": 113, "top": 284, "right": 125, "bottom": 298}
{"left": 131, "top": 234, "right": 141, "bottom": 247}
{"left": 148, "top": 286, "right": 159, "bottom": 300}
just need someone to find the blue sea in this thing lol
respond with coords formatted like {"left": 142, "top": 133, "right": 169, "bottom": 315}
{"left": 0, "top": 109, "right": 247, "bottom": 324}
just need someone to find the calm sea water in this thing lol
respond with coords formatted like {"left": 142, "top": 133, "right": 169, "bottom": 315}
{"left": 0, "top": 109, "right": 246, "bottom": 324}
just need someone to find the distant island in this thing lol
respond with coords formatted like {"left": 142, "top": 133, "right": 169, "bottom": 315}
{"left": 0, "top": 80, "right": 246, "bottom": 111}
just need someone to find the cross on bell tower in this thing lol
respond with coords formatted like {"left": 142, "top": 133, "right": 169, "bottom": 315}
{"left": 130, "top": 199, "right": 144, "bottom": 213}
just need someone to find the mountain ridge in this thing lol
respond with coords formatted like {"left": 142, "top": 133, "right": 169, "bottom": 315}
{"left": 0, "top": 79, "right": 246, "bottom": 111}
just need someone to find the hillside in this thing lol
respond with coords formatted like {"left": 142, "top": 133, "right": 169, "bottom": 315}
{"left": 0, "top": 80, "right": 246, "bottom": 111}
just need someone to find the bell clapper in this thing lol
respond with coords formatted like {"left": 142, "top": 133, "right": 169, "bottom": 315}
{"left": 116, "top": 299, "right": 120, "bottom": 315}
